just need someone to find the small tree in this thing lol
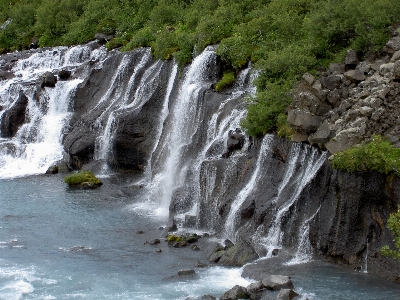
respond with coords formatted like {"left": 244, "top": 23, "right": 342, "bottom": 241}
{"left": 381, "top": 206, "right": 400, "bottom": 259}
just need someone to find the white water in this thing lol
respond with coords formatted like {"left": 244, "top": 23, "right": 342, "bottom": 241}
{"left": 264, "top": 145, "right": 327, "bottom": 257}
{"left": 224, "top": 134, "right": 274, "bottom": 241}
{"left": 0, "top": 45, "right": 106, "bottom": 179}
{"left": 147, "top": 46, "right": 217, "bottom": 218}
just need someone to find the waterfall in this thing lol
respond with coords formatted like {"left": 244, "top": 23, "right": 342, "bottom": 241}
{"left": 223, "top": 135, "right": 274, "bottom": 241}
{"left": 263, "top": 144, "right": 327, "bottom": 257}
{"left": 0, "top": 44, "right": 106, "bottom": 179}
{"left": 147, "top": 46, "right": 217, "bottom": 218}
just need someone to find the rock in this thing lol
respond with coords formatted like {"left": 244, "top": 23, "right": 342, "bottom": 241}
{"left": 276, "top": 289, "right": 299, "bottom": 300}
{"left": 390, "top": 50, "right": 400, "bottom": 62}
{"left": 59, "top": 69, "right": 71, "bottom": 80}
{"left": 45, "top": 165, "right": 59, "bottom": 174}
{"left": 224, "top": 239, "right": 234, "bottom": 249}
{"left": 301, "top": 73, "right": 315, "bottom": 86}
{"left": 95, "top": 33, "right": 114, "bottom": 43}
{"left": 0, "top": 71, "right": 14, "bottom": 80}
{"left": 217, "top": 240, "right": 259, "bottom": 266}
{"left": 184, "top": 215, "right": 197, "bottom": 228}
{"left": 220, "top": 285, "right": 249, "bottom": 300}
{"left": 205, "top": 242, "right": 225, "bottom": 259}
{"left": 321, "top": 75, "right": 341, "bottom": 90}
{"left": 246, "top": 281, "right": 265, "bottom": 294}
{"left": 148, "top": 239, "right": 160, "bottom": 245}
{"left": 370, "top": 108, "right": 385, "bottom": 121}
{"left": 345, "top": 49, "right": 359, "bottom": 68}
{"left": 240, "top": 199, "right": 255, "bottom": 219}
{"left": 223, "top": 128, "right": 245, "bottom": 157}
{"left": 394, "top": 61, "right": 400, "bottom": 79}
{"left": 297, "top": 91, "right": 331, "bottom": 115}
{"left": 271, "top": 249, "right": 279, "bottom": 256}
{"left": 162, "top": 218, "right": 178, "bottom": 236}
{"left": 261, "top": 275, "right": 294, "bottom": 290}
{"left": 287, "top": 109, "right": 322, "bottom": 134}
{"left": 191, "top": 245, "right": 200, "bottom": 251}
{"left": 386, "top": 36, "right": 400, "bottom": 53}
{"left": 40, "top": 71, "right": 57, "bottom": 88}
{"left": 136, "top": 230, "right": 144, "bottom": 234}
{"left": 326, "top": 131, "right": 362, "bottom": 154}
{"left": 156, "top": 248, "right": 162, "bottom": 253}
{"left": 0, "top": 91, "right": 29, "bottom": 138}
{"left": 326, "top": 88, "right": 341, "bottom": 107}
{"left": 291, "top": 133, "right": 308, "bottom": 143}
{"left": 308, "top": 119, "right": 334, "bottom": 145}
{"left": 344, "top": 70, "right": 366, "bottom": 83}
{"left": 379, "top": 63, "right": 394, "bottom": 76}
{"left": 329, "top": 63, "right": 345, "bottom": 75}
{"left": 177, "top": 269, "right": 196, "bottom": 276}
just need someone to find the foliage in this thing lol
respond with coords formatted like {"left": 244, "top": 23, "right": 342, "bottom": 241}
{"left": 330, "top": 135, "right": 400, "bottom": 176}
{"left": 381, "top": 206, "right": 400, "bottom": 259}
{"left": 1, "top": 0, "right": 399, "bottom": 135}
{"left": 276, "top": 113, "right": 295, "bottom": 139}
{"left": 215, "top": 71, "right": 235, "bottom": 92}
{"left": 64, "top": 171, "right": 102, "bottom": 186}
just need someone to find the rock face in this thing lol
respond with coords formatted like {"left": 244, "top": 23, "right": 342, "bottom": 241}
{"left": 288, "top": 30, "right": 400, "bottom": 153}
{"left": 0, "top": 91, "right": 28, "bottom": 137}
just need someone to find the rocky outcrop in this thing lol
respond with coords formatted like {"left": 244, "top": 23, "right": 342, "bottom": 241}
{"left": 0, "top": 91, "right": 28, "bottom": 137}
{"left": 288, "top": 31, "right": 400, "bottom": 153}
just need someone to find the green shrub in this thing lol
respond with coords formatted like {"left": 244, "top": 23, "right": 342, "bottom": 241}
{"left": 276, "top": 112, "right": 295, "bottom": 139}
{"left": 64, "top": 171, "right": 103, "bottom": 186}
{"left": 215, "top": 71, "right": 235, "bottom": 92}
{"left": 330, "top": 135, "right": 400, "bottom": 176}
{"left": 381, "top": 206, "right": 400, "bottom": 259}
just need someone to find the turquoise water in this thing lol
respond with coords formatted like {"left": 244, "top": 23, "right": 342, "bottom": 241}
{"left": 0, "top": 175, "right": 400, "bottom": 299}
{"left": 0, "top": 175, "right": 250, "bottom": 299}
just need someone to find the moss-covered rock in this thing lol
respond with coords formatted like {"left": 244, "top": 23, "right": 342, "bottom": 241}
{"left": 64, "top": 171, "right": 103, "bottom": 188}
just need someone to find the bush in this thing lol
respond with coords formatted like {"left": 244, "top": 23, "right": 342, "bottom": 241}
{"left": 64, "top": 171, "right": 103, "bottom": 186}
{"left": 215, "top": 71, "right": 235, "bottom": 92}
{"left": 330, "top": 135, "right": 400, "bottom": 176}
{"left": 381, "top": 206, "right": 400, "bottom": 259}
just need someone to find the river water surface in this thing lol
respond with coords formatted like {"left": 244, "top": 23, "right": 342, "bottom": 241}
{"left": 1, "top": 175, "right": 400, "bottom": 300}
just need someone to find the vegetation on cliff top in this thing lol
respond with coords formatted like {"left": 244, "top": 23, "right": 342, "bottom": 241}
{"left": 330, "top": 135, "right": 400, "bottom": 177}
{"left": 1, "top": 0, "right": 399, "bottom": 136}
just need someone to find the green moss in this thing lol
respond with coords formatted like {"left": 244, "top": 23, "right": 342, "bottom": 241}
{"left": 64, "top": 171, "right": 102, "bottom": 186}
{"left": 215, "top": 71, "right": 235, "bottom": 92}
{"left": 167, "top": 235, "right": 181, "bottom": 242}
{"left": 330, "top": 135, "right": 400, "bottom": 176}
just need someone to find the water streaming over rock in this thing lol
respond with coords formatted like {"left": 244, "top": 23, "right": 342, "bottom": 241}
{"left": 1, "top": 43, "right": 398, "bottom": 295}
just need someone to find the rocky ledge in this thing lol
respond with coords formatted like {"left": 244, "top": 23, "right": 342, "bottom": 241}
{"left": 288, "top": 28, "right": 400, "bottom": 153}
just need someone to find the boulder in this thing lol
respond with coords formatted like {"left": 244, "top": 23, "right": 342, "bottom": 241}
{"left": 0, "top": 71, "right": 14, "bottom": 80}
{"left": 296, "top": 91, "right": 331, "bottom": 115}
{"left": 0, "top": 91, "right": 29, "bottom": 138}
{"left": 220, "top": 285, "right": 249, "bottom": 300}
{"left": 148, "top": 239, "right": 160, "bottom": 245}
{"left": 344, "top": 49, "right": 359, "bottom": 68}
{"left": 321, "top": 75, "right": 341, "bottom": 91}
{"left": 40, "top": 71, "right": 57, "bottom": 88}
{"left": 95, "top": 33, "right": 114, "bottom": 43}
{"left": 276, "top": 289, "right": 299, "bottom": 300}
{"left": 329, "top": 63, "right": 345, "bottom": 75}
{"left": 326, "top": 131, "right": 362, "bottom": 154}
{"left": 261, "top": 275, "right": 294, "bottom": 290}
{"left": 308, "top": 120, "right": 334, "bottom": 146}
{"left": 287, "top": 109, "right": 322, "bottom": 134}
{"left": 291, "top": 133, "right": 308, "bottom": 143}
{"left": 223, "top": 128, "right": 245, "bottom": 158}
{"left": 200, "top": 295, "right": 217, "bottom": 300}
{"left": 386, "top": 36, "right": 400, "bottom": 53}
{"left": 217, "top": 240, "right": 259, "bottom": 266}
{"left": 59, "top": 69, "right": 71, "bottom": 80}
{"left": 393, "top": 60, "right": 400, "bottom": 79}
{"left": 344, "top": 70, "right": 366, "bottom": 83}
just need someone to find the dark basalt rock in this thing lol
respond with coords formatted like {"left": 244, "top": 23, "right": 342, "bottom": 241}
{"left": 0, "top": 91, "right": 28, "bottom": 138}
{"left": 41, "top": 71, "right": 57, "bottom": 88}
{"left": 223, "top": 128, "right": 245, "bottom": 158}
{"left": 58, "top": 69, "right": 71, "bottom": 80}
{"left": 220, "top": 285, "right": 249, "bottom": 300}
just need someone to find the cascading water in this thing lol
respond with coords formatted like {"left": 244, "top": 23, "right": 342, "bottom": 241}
{"left": 263, "top": 144, "right": 327, "bottom": 257}
{"left": 223, "top": 134, "right": 274, "bottom": 241}
{"left": 0, "top": 44, "right": 106, "bottom": 179}
{"left": 146, "top": 46, "right": 218, "bottom": 218}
